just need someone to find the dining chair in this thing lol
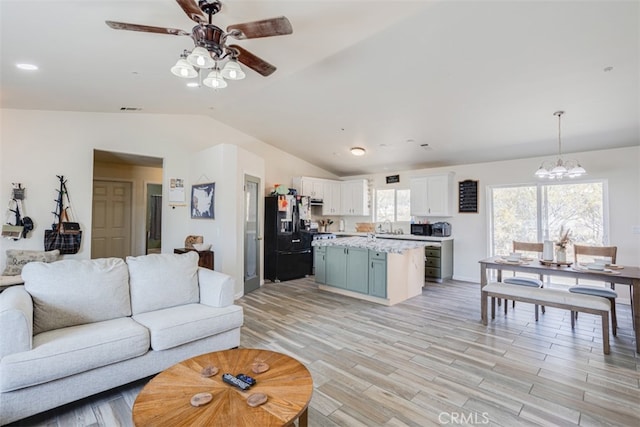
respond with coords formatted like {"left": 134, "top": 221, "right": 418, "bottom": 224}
{"left": 498, "top": 241, "right": 545, "bottom": 320}
{"left": 570, "top": 244, "right": 623, "bottom": 336}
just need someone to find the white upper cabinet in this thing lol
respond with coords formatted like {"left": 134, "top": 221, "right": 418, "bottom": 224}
{"left": 341, "top": 179, "right": 370, "bottom": 216}
{"left": 322, "top": 180, "right": 342, "bottom": 215}
{"left": 410, "top": 173, "right": 454, "bottom": 217}
{"left": 294, "top": 177, "right": 325, "bottom": 200}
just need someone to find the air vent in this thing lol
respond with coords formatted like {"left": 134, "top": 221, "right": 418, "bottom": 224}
{"left": 119, "top": 107, "right": 142, "bottom": 111}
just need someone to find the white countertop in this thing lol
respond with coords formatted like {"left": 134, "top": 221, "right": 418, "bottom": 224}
{"left": 331, "top": 232, "right": 452, "bottom": 243}
{"left": 312, "top": 236, "right": 429, "bottom": 254}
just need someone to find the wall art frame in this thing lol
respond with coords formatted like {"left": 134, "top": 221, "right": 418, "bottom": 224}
{"left": 191, "top": 182, "right": 215, "bottom": 219}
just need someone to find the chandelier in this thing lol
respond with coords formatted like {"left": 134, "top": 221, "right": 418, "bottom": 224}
{"left": 534, "top": 111, "right": 586, "bottom": 179}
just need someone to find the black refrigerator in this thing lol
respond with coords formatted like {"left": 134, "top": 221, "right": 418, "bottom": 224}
{"left": 265, "top": 195, "right": 312, "bottom": 282}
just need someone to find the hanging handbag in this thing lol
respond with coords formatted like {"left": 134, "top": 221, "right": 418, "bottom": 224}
{"left": 44, "top": 227, "right": 82, "bottom": 254}
{"left": 44, "top": 176, "right": 82, "bottom": 254}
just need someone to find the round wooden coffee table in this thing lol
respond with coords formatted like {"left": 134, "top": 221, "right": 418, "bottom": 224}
{"left": 132, "top": 348, "right": 313, "bottom": 426}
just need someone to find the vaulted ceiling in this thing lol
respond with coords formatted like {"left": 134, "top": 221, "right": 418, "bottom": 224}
{"left": 1, "top": 1, "right": 638, "bottom": 176}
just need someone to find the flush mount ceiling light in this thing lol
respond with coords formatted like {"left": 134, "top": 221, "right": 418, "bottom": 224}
{"left": 350, "top": 147, "right": 366, "bottom": 156}
{"left": 16, "top": 63, "right": 38, "bottom": 71}
{"left": 106, "top": 0, "right": 292, "bottom": 92}
{"left": 534, "top": 111, "right": 586, "bottom": 180}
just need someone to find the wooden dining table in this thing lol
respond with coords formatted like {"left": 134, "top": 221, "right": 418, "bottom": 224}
{"left": 479, "top": 256, "right": 640, "bottom": 353}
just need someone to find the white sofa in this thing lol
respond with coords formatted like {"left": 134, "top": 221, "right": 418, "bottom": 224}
{"left": 0, "top": 251, "right": 244, "bottom": 425}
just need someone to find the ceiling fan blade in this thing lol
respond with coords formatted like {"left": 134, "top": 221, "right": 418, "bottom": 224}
{"left": 175, "top": 0, "right": 206, "bottom": 24}
{"left": 106, "top": 21, "right": 190, "bottom": 36}
{"left": 229, "top": 45, "right": 276, "bottom": 76}
{"left": 227, "top": 16, "right": 292, "bottom": 40}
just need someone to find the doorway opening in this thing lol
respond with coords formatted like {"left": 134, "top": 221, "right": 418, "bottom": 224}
{"left": 92, "top": 150, "right": 163, "bottom": 259}
{"left": 244, "top": 174, "right": 261, "bottom": 294}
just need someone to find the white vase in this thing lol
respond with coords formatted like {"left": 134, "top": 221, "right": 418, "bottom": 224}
{"left": 556, "top": 248, "right": 566, "bottom": 263}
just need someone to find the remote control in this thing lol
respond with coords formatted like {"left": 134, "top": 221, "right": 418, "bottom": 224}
{"left": 237, "top": 374, "right": 256, "bottom": 386}
{"left": 222, "top": 373, "right": 251, "bottom": 391}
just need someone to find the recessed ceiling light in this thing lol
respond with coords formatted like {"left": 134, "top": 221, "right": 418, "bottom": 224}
{"left": 16, "top": 63, "right": 38, "bottom": 71}
{"left": 350, "top": 147, "right": 366, "bottom": 156}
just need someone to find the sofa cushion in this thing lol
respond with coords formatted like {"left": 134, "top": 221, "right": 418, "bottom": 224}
{"left": 22, "top": 258, "right": 131, "bottom": 335}
{"left": 3, "top": 249, "right": 59, "bottom": 276}
{"left": 127, "top": 252, "right": 199, "bottom": 315}
{"left": 133, "top": 303, "right": 243, "bottom": 351}
{"left": 0, "top": 317, "right": 149, "bottom": 392}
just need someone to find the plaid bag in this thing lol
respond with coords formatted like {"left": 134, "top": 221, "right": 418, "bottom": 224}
{"left": 44, "top": 229, "right": 82, "bottom": 254}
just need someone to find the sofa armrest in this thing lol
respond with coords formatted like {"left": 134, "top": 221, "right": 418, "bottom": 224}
{"left": 0, "top": 285, "right": 33, "bottom": 359}
{"left": 198, "top": 268, "right": 235, "bottom": 308}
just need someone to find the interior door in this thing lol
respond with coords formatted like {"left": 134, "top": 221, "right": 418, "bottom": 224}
{"left": 244, "top": 175, "right": 261, "bottom": 294}
{"left": 92, "top": 180, "right": 132, "bottom": 259}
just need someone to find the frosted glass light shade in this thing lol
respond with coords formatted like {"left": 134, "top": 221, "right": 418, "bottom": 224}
{"left": 221, "top": 60, "right": 245, "bottom": 80}
{"left": 203, "top": 69, "right": 227, "bottom": 89}
{"left": 187, "top": 47, "right": 215, "bottom": 69}
{"left": 170, "top": 59, "right": 197, "bottom": 78}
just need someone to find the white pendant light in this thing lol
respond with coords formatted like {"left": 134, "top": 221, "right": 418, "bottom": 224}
{"left": 203, "top": 68, "right": 227, "bottom": 89}
{"left": 534, "top": 111, "right": 586, "bottom": 180}
{"left": 170, "top": 58, "right": 197, "bottom": 78}
{"left": 187, "top": 47, "right": 215, "bottom": 69}
{"left": 221, "top": 59, "right": 246, "bottom": 80}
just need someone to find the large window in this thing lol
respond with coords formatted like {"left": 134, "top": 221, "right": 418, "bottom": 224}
{"left": 375, "top": 189, "right": 411, "bottom": 222}
{"left": 490, "top": 181, "right": 606, "bottom": 260}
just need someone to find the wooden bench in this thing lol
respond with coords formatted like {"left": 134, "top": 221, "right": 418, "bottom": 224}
{"left": 481, "top": 282, "right": 612, "bottom": 354}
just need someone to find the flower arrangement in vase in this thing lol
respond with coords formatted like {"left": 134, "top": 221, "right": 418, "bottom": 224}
{"left": 319, "top": 218, "right": 334, "bottom": 232}
{"left": 555, "top": 227, "right": 571, "bottom": 262}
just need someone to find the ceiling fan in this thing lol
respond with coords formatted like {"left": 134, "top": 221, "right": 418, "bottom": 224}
{"left": 106, "top": 0, "right": 292, "bottom": 85}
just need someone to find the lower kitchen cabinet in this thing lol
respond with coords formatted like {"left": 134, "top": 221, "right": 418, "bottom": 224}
{"left": 314, "top": 246, "right": 326, "bottom": 284}
{"left": 424, "top": 240, "right": 453, "bottom": 282}
{"left": 368, "top": 251, "right": 387, "bottom": 298}
{"left": 346, "top": 248, "right": 369, "bottom": 293}
{"left": 325, "top": 246, "right": 368, "bottom": 293}
{"left": 316, "top": 244, "right": 424, "bottom": 305}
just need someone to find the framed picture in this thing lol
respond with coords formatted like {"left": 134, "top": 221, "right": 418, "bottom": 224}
{"left": 191, "top": 182, "right": 215, "bottom": 219}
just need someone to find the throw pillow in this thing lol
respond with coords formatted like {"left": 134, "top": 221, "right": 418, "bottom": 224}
{"left": 2, "top": 249, "right": 60, "bottom": 276}
{"left": 22, "top": 257, "right": 131, "bottom": 335}
{"left": 127, "top": 252, "right": 199, "bottom": 315}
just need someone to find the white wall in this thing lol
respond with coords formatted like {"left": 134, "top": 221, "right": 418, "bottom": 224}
{"left": 0, "top": 109, "right": 329, "bottom": 293}
{"left": 343, "top": 146, "right": 640, "bottom": 282}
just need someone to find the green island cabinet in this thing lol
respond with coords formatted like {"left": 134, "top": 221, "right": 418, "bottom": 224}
{"left": 314, "top": 246, "right": 326, "bottom": 284}
{"left": 315, "top": 243, "right": 423, "bottom": 305}
{"left": 368, "top": 251, "right": 387, "bottom": 298}
{"left": 424, "top": 240, "right": 453, "bottom": 283}
{"left": 317, "top": 246, "right": 387, "bottom": 297}
{"left": 325, "top": 246, "right": 369, "bottom": 294}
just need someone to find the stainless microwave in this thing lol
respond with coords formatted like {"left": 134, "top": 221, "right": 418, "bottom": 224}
{"left": 410, "top": 224, "right": 432, "bottom": 236}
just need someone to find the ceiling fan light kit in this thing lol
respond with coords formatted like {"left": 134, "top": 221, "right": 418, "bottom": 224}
{"left": 106, "top": 0, "right": 292, "bottom": 91}
{"left": 534, "top": 111, "right": 586, "bottom": 180}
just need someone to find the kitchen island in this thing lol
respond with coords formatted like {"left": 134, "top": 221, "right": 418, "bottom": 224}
{"left": 312, "top": 236, "right": 426, "bottom": 305}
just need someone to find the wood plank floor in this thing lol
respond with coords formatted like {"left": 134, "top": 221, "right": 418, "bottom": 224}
{"left": 9, "top": 278, "right": 639, "bottom": 426}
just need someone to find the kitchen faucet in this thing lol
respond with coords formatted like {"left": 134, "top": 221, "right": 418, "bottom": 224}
{"left": 383, "top": 219, "right": 393, "bottom": 234}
